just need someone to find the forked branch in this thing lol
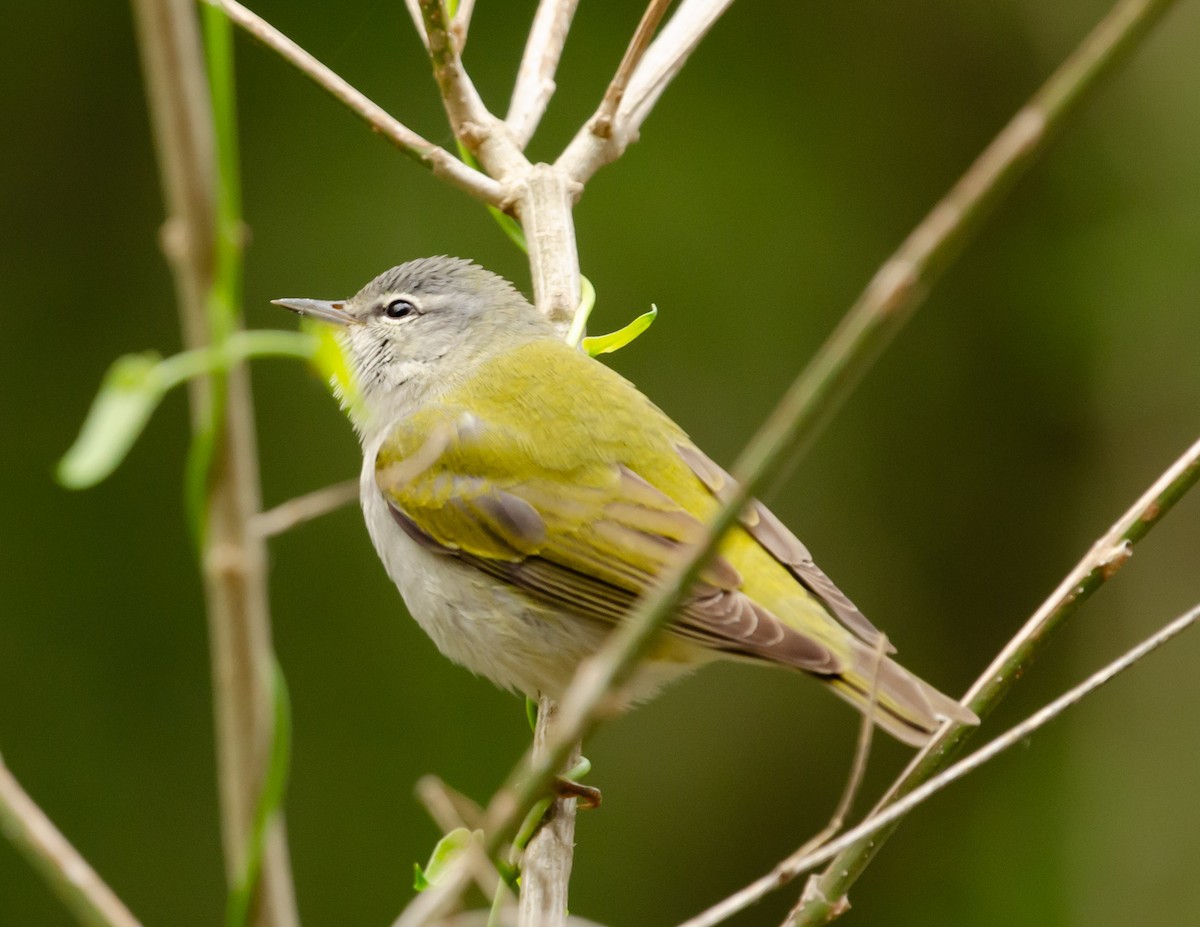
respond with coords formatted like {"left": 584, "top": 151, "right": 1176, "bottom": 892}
{"left": 507, "top": 0, "right": 581, "bottom": 147}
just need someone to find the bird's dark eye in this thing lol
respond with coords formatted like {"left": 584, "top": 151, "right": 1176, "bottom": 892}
{"left": 383, "top": 298, "right": 415, "bottom": 319}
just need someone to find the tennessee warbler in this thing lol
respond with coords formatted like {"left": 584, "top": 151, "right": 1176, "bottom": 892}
{"left": 274, "top": 256, "right": 975, "bottom": 746}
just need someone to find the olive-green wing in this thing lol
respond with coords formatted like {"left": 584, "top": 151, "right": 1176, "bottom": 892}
{"left": 673, "top": 441, "right": 890, "bottom": 651}
{"left": 373, "top": 403, "right": 840, "bottom": 673}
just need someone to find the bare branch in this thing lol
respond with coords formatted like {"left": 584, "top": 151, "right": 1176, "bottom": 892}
{"left": 415, "top": 777, "right": 515, "bottom": 916}
{"left": 416, "top": 775, "right": 483, "bottom": 834}
{"left": 441, "top": 913, "right": 611, "bottom": 927}
{"left": 451, "top": 0, "right": 477, "bottom": 50}
{"left": 821, "top": 635, "right": 886, "bottom": 839}
{"left": 618, "top": 0, "right": 734, "bottom": 131}
{"left": 679, "top": 602, "right": 1200, "bottom": 927}
{"left": 404, "top": 0, "right": 429, "bottom": 49}
{"left": 518, "top": 165, "right": 581, "bottom": 328}
{"left": 506, "top": 0, "right": 581, "bottom": 148}
{"left": 392, "top": 858, "right": 476, "bottom": 927}
{"left": 591, "top": 0, "right": 674, "bottom": 139}
{"left": 0, "top": 756, "right": 144, "bottom": 927}
{"left": 131, "top": 1, "right": 299, "bottom": 924}
{"left": 201, "top": 0, "right": 505, "bottom": 206}
{"left": 558, "top": 0, "right": 735, "bottom": 184}
{"left": 417, "top": 0, "right": 497, "bottom": 152}
{"left": 250, "top": 479, "right": 359, "bottom": 539}
{"left": 518, "top": 697, "right": 580, "bottom": 927}
{"left": 408, "top": 0, "right": 477, "bottom": 51}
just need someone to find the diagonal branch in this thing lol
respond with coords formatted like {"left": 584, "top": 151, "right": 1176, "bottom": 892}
{"left": 506, "top": 0, "right": 581, "bottom": 148}
{"left": 0, "top": 756, "right": 144, "bottom": 927}
{"left": 249, "top": 479, "right": 359, "bottom": 538}
{"left": 201, "top": 0, "right": 505, "bottom": 205}
{"left": 558, "top": 0, "right": 735, "bottom": 184}
{"left": 417, "top": 0, "right": 504, "bottom": 162}
{"left": 679, "top": 600, "right": 1200, "bottom": 927}
{"left": 590, "top": 0, "right": 673, "bottom": 139}
{"left": 618, "top": 0, "right": 735, "bottom": 132}
{"left": 450, "top": 0, "right": 477, "bottom": 50}
{"left": 403, "top": 0, "right": 428, "bottom": 48}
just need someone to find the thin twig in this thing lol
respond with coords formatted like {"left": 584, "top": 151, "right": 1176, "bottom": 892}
{"left": 558, "top": 0, "right": 735, "bottom": 184}
{"left": 415, "top": 777, "right": 515, "bottom": 915}
{"left": 0, "top": 756, "right": 144, "bottom": 927}
{"left": 249, "top": 479, "right": 359, "bottom": 538}
{"left": 760, "top": 637, "right": 887, "bottom": 927}
{"left": 416, "top": 775, "right": 485, "bottom": 834}
{"left": 404, "top": 0, "right": 428, "bottom": 48}
{"left": 417, "top": 0, "right": 499, "bottom": 158}
{"left": 451, "top": 0, "right": 477, "bottom": 51}
{"left": 201, "top": 0, "right": 505, "bottom": 205}
{"left": 392, "top": 857, "right": 476, "bottom": 927}
{"left": 680, "top": 602, "right": 1200, "bottom": 927}
{"left": 406, "top": 0, "right": 478, "bottom": 52}
{"left": 130, "top": 1, "right": 299, "bottom": 925}
{"left": 816, "top": 634, "right": 886, "bottom": 845}
{"left": 506, "top": 0, "right": 581, "bottom": 148}
{"left": 590, "top": 0, "right": 674, "bottom": 139}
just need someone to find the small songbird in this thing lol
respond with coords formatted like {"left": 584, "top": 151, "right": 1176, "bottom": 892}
{"left": 274, "top": 257, "right": 975, "bottom": 746}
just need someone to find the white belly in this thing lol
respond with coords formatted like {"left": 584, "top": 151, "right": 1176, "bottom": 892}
{"left": 360, "top": 457, "right": 611, "bottom": 698}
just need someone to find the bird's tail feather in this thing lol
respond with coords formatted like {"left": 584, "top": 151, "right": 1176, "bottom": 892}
{"left": 826, "top": 642, "right": 978, "bottom": 748}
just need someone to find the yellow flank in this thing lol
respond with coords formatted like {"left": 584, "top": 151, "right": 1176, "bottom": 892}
{"left": 375, "top": 337, "right": 855, "bottom": 657}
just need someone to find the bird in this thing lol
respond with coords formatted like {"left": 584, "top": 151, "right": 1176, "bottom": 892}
{"left": 274, "top": 256, "right": 976, "bottom": 747}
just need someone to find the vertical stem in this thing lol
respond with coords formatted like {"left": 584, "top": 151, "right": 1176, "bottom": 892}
{"left": 512, "top": 166, "right": 583, "bottom": 923}
{"left": 128, "top": 2, "right": 298, "bottom": 925}
{"left": 518, "top": 698, "right": 580, "bottom": 927}
{"left": 518, "top": 163, "right": 581, "bottom": 330}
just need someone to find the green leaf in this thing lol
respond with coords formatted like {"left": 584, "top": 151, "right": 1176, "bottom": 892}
{"left": 57, "top": 352, "right": 167, "bottom": 489}
{"left": 413, "top": 828, "right": 480, "bottom": 892}
{"left": 525, "top": 696, "right": 539, "bottom": 733}
{"left": 583, "top": 305, "right": 658, "bottom": 357}
{"left": 59, "top": 331, "right": 320, "bottom": 494}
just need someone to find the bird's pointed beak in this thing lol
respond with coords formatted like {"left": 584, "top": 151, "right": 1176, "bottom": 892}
{"left": 271, "top": 297, "right": 353, "bottom": 327}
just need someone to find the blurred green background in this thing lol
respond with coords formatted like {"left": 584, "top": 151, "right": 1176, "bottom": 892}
{"left": 3, "top": 1, "right": 1199, "bottom": 925}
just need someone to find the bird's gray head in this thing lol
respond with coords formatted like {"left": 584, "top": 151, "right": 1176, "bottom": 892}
{"left": 274, "top": 256, "right": 550, "bottom": 433}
